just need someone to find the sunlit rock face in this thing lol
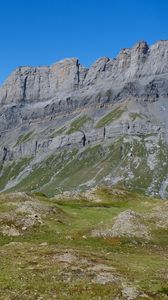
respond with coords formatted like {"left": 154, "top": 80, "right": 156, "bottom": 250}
{"left": 1, "top": 40, "right": 168, "bottom": 106}
{"left": 0, "top": 58, "right": 88, "bottom": 104}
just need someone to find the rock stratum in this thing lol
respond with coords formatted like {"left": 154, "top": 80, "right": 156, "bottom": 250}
{"left": 0, "top": 40, "right": 168, "bottom": 197}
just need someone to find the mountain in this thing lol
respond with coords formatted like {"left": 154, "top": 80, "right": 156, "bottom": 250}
{"left": 0, "top": 40, "right": 168, "bottom": 197}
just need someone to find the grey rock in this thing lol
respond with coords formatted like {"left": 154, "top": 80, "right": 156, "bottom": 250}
{"left": 0, "top": 40, "right": 168, "bottom": 110}
{"left": 0, "top": 58, "right": 88, "bottom": 104}
{"left": 92, "top": 210, "right": 150, "bottom": 239}
{"left": 122, "top": 286, "right": 140, "bottom": 300}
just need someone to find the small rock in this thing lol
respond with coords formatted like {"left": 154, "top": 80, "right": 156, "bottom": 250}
{"left": 40, "top": 242, "right": 48, "bottom": 246}
{"left": 92, "top": 272, "right": 119, "bottom": 285}
{"left": 53, "top": 252, "right": 77, "bottom": 263}
{"left": 22, "top": 226, "right": 27, "bottom": 231}
{"left": 122, "top": 286, "right": 139, "bottom": 300}
{"left": 1, "top": 225, "right": 21, "bottom": 237}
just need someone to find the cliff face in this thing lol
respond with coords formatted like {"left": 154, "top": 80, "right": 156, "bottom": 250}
{"left": 1, "top": 40, "right": 168, "bottom": 106}
{"left": 0, "top": 40, "right": 168, "bottom": 132}
{"left": 0, "top": 58, "right": 88, "bottom": 104}
{"left": 0, "top": 40, "right": 168, "bottom": 197}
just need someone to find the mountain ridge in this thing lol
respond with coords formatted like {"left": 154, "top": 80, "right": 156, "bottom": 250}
{"left": 0, "top": 40, "right": 168, "bottom": 198}
{"left": 1, "top": 40, "right": 168, "bottom": 105}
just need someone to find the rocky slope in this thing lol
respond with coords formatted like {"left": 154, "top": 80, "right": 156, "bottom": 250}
{"left": 0, "top": 40, "right": 168, "bottom": 197}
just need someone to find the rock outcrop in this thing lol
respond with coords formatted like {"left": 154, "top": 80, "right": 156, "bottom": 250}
{"left": 92, "top": 209, "right": 150, "bottom": 240}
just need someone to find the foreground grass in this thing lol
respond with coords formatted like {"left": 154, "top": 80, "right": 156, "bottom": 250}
{"left": 0, "top": 188, "right": 167, "bottom": 299}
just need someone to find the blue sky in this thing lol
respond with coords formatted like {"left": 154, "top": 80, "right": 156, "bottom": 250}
{"left": 0, "top": 0, "right": 168, "bottom": 84}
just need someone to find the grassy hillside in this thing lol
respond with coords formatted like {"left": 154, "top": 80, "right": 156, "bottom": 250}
{"left": 1, "top": 134, "right": 168, "bottom": 198}
{"left": 0, "top": 188, "right": 167, "bottom": 299}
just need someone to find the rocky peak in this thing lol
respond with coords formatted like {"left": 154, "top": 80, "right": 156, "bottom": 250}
{"left": 132, "top": 40, "right": 149, "bottom": 55}
{"left": 141, "top": 40, "right": 168, "bottom": 76}
{"left": 83, "top": 57, "right": 110, "bottom": 85}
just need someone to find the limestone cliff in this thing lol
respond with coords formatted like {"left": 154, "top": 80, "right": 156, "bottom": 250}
{"left": 1, "top": 40, "right": 168, "bottom": 106}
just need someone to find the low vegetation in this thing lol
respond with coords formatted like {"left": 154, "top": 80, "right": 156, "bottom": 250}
{"left": 67, "top": 115, "right": 91, "bottom": 134}
{"left": 129, "top": 112, "right": 144, "bottom": 121}
{"left": 0, "top": 158, "right": 32, "bottom": 191}
{"left": 15, "top": 131, "right": 34, "bottom": 146}
{"left": 2, "top": 135, "right": 168, "bottom": 198}
{"left": 95, "top": 107, "right": 126, "bottom": 128}
{"left": 0, "top": 188, "right": 167, "bottom": 299}
{"left": 49, "top": 126, "right": 66, "bottom": 138}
